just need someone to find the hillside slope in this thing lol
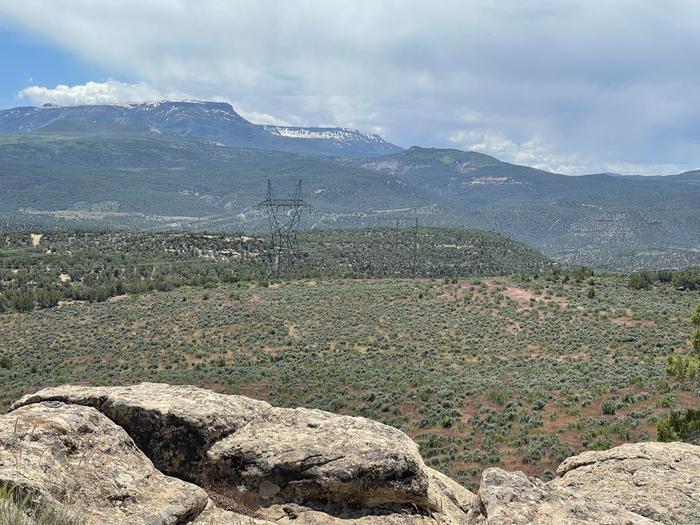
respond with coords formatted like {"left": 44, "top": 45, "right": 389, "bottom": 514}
{"left": 0, "top": 132, "right": 699, "bottom": 269}
{"left": 0, "top": 132, "right": 432, "bottom": 225}
{"left": 0, "top": 228, "right": 554, "bottom": 313}
{"left": 0, "top": 101, "right": 402, "bottom": 157}
{"left": 359, "top": 147, "right": 700, "bottom": 268}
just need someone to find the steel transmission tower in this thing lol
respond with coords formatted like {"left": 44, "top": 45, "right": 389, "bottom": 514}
{"left": 259, "top": 179, "right": 306, "bottom": 278}
{"left": 377, "top": 216, "right": 419, "bottom": 278}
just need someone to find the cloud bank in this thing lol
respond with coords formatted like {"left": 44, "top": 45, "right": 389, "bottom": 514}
{"left": 1, "top": 0, "right": 699, "bottom": 174}
{"left": 18, "top": 80, "right": 176, "bottom": 106}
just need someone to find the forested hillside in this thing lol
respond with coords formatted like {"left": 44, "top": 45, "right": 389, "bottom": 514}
{"left": 0, "top": 228, "right": 553, "bottom": 312}
{"left": 1, "top": 132, "right": 699, "bottom": 270}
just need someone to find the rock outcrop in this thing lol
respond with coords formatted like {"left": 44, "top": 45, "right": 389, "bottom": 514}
{"left": 0, "top": 401, "right": 260, "bottom": 524}
{"left": 205, "top": 406, "right": 429, "bottom": 507}
{"left": 10, "top": 384, "right": 444, "bottom": 514}
{"left": 554, "top": 442, "right": 700, "bottom": 524}
{"left": 11, "top": 383, "right": 273, "bottom": 484}
{"left": 3, "top": 383, "right": 700, "bottom": 525}
{"left": 468, "top": 468, "right": 657, "bottom": 524}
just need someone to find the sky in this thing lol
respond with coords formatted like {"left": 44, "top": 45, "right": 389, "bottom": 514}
{"left": 0, "top": 0, "right": 699, "bottom": 175}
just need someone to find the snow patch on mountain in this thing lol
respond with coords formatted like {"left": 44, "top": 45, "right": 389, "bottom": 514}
{"left": 0, "top": 101, "right": 401, "bottom": 157}
{"left": 265, "top": 125, "right": 388, "bottom": 144}
{"left": 465, "top": 176, "right": 524, "bottom": 186}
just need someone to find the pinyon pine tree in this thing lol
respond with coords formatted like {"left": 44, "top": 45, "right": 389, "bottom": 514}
{"left": 658, "top": 303, "right": 700, "bottom": 442}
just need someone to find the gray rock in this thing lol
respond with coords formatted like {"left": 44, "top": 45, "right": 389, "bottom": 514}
{"left": 205, "top": 406, "right": 430, "bottom": 507}
{"left": 467, "top": 467, "right": 659, "bottom": 524}
{"left": 258, "top": 501, "right": 468, "bottom": 524}
{"left": 0, "top": 401, "right": 215, "bottom": 525}
{"left": 426, "top": 467, "right": 475, "bottom": 514}
{"left": 554, "top": 442, "right": 700, "bottom": 524}
{"left": 12, "top": 382, "right": 272, "bottom": 484}
{"left": 191, "top": 502, "right": 274, "bottom": 524}
{"left": 13, "top": 383, "right": 442, "bottom": 511}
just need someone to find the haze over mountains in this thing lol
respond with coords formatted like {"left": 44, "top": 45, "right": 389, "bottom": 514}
{"left": 1, "top": 100, "right": 699, "bottom": 270}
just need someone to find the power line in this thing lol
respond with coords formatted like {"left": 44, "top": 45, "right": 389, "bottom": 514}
{"left": 258, "top": 179, "right": 306, "bottom": 278}
{"left": 376, "top": 216, "right": 419, "bottom": 278}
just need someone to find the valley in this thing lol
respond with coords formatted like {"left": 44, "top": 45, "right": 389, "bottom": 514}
{"left": 3, "top": 5, "right": 700, "bottom": 523}
{"left": 1, "top": 110, "right": 699, "bottom": 270}
{"left": 1, "top": 262, "right": 698, "bottom": 490}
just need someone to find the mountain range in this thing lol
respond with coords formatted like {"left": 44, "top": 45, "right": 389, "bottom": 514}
{"left": 0, "top": 100, "right": 699, "bottom": 270}
{"left": 0, "top": 100, "right": 401, "bottom": 157}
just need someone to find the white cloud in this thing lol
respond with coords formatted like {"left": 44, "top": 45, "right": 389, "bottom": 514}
{"left": 2, "top": 1, "right": 700, "bottom": 172}
{"left": 18, "top": 80, "right": 187, "bottom": 106}
{"left": 234, "top": 109, "right": 293, "bottom": 127}
{"left": 449, "top": 130, "right": 682, "bottom": 175}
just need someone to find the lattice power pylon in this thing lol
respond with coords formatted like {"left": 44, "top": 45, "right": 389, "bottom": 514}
{"left": 377, "top": 216, "right": 419, "bottom": 278}
{"left": 259, "top": 179, "right": 306, "bottom": 278}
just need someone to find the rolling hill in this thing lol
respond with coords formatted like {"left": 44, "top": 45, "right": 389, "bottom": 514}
{"left": 358, "top": 147, "right": 700, "bottom": 269}
{"left": 0, "top": 102, "right": 699, "bottom": 270}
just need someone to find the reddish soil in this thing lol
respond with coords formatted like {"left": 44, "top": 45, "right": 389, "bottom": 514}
{"left": 611, "top": 317, "right": 655, "bottom": 327}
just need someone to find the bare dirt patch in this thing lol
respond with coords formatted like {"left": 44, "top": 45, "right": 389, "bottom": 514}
{"left": 285, "top": 322, "right": 301, "bottom": 339}
{"left": 30, "top": 233, "right": 42, "bottom": 246}
{"left": 248, "top": 293, "right": 263, "bottom": 310}
{"left": 57, "top": 299, "right": 86, "bottom": 307}
{"left": 611, "top": 317, "right": 655, "bottom": 327}
{"left": 500, "top": 285, "right": 568, "bottom": 310}
{"left": 502, "top": 286, "right": 537, "bottom": 305}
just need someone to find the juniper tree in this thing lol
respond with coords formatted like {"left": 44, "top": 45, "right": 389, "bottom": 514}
{"left": 658, "top": 303, "right": 700, "bottom": 443}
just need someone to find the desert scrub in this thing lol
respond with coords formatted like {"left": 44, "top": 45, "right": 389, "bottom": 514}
{"left": 0, "top": 272, "right": 698, "bottom": 488}
{"left": 0, "top": 228, "right": 555, "bottom": 313}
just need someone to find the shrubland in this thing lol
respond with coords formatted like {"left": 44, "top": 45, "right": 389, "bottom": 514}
{"left": 1, "top": 237, "right": 698, "bottom": 489}
{"left": 0, "top": 229, "right": 552, "bottom": 313}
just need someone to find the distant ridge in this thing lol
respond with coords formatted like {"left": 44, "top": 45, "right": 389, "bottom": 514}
{"left": 0, "top": 106, "right": 699, "bottom": 269}
{"left": 0, "top": 100, "right": 402, "bottom": 157}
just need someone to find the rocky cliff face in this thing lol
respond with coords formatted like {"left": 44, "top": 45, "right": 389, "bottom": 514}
{"left": 1, "top": 383, "right": 699, "bottom": 524}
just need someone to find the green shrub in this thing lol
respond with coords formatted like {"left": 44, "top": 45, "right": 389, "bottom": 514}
{"left": 589, "top": 438, "right": 612, "bottom": 450}
{"left": 601, "top": 402, "right": 616, "bottom": 415}
{"left": 656, "top": 270, "right": 673, "bottom": 283}
{"left": 657, "top": 409, "right": 700, "bottom": 443}
{"left": 628, "top": 271, "right": 653, "bottom": 290}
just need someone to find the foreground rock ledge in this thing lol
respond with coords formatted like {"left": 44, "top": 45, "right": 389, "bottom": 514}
{"left": 2, "top": 383, "right": 699, "bottom": 524}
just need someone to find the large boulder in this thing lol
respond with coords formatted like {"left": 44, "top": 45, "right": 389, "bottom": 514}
{"left": 12, "top": 383, "right": 474, "bottom": 521}
{"left": 467, "top": 468, "right": 658, "bottom": 525}
{"left": 205, "top": 406, "right": 429, "bottom": 507}
{"left": 12, "top": 383, "right": 700, "bottom": 525}
{"left": 554, "top": 442, "right": 700, "bottom": 524}
{"left": 425, "top": 467, "right": 476, "bottom": 516}
{"left": 246, "top": 467, "right": 476, "bottom": 524}
{"left": 0, "top": 401, "right": 262, "bottom": 525}
{"left": 11, "top": 383, "right": 272, "bottom": 484}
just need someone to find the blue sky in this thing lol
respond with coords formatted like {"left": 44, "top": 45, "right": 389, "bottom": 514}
{"left": 0, "top": 1, "right": 699, "bottom": 175}
{"left": 0, "top": 28, "right": 104, "bottom": 108}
